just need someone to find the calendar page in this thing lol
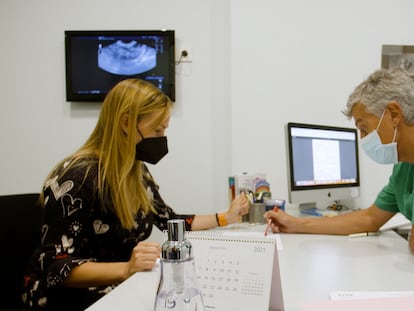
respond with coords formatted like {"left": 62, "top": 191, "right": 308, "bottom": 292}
{"left": 186, "top": 232, "right": 284, "bottom": 311}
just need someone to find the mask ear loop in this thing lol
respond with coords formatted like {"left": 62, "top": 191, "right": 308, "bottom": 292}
{"left": 392, "top": 126, "right": 397, "bottom": 143}
{"left": 376, "top": 110, "right": 386, "bottom": 131}
{"left": 378, "top": 108, "right": 398, "bottom": 143}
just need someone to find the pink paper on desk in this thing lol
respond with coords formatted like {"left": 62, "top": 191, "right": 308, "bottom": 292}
{"left": 300, "top": 296, "right": 414, "bottom": 311}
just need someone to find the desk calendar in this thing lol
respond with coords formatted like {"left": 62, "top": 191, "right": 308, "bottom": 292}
{"left": 186, "top": 231, "right": 284, "bottom": 311}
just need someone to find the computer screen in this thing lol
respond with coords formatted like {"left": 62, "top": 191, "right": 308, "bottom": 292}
{"left": 286, "top": 122, "right": 360, "bottom": 210}
{"left": 65, "top": 30, "right": 175, "bottom": 102}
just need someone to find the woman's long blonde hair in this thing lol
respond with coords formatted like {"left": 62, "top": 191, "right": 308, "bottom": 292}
{"left": 44, "top": 79, "right": 172, "bottom": 230}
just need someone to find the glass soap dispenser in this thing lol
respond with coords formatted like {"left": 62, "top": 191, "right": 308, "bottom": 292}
{"left": 154, "top": 219, "right": 205, "bottom": 311}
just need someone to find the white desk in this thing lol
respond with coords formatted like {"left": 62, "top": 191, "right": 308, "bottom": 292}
{"left": 86, "top": 265, "right": 160, "bottom": 310}
{"left": 86, "top": 226, "right": 414, "bottom": 311}
{"left": 278, "top": 230, "right": 414, "bottom": 310}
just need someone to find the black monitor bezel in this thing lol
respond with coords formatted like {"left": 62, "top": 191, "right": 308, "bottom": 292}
{"left": 286, "top": 122, "right": 360, "bottom": 192}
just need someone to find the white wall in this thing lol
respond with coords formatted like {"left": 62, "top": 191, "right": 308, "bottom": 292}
{"left": 1, "top": 0, "right": 412, "bottom": 236}
{"left": 0, "top": 0, "right": 232, "bottom": 241}
{"left": 229, "top": 0, "right": 414, "bottom": 209}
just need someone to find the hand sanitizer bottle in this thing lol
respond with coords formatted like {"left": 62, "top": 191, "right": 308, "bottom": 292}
{"left": 154, "top": 219, "right": 204, "bottom": 311}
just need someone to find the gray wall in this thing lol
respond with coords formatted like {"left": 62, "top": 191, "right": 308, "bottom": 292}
{"left": 2, "top": 0, "right": 412, "bottom": 239}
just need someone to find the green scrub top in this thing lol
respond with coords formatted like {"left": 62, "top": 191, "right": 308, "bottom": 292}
{"left": 375, "top": 162, "right": 414, "bottom": 224}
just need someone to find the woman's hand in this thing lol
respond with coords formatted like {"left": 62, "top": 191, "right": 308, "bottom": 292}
{"left": 225, "top": 193, "right": 250, "bottom": 224}
{"left": 127, "top": 241, "right": 161, "bottom": 276}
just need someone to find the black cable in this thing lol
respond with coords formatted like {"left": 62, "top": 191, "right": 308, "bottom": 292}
{"left": 176, "top": 50, "right": 189, "bottom": 65}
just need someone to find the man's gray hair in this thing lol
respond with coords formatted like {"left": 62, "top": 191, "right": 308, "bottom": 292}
{"left": 343, "top": 68, "right": 414, "bottom": 124}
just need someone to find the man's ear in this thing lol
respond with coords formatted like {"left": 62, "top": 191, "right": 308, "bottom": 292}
{"left": 120, "top": 114, "right": 129, "bottom": 135}
{"left": 387, "top": 102, "right": 403, "bottom": 127}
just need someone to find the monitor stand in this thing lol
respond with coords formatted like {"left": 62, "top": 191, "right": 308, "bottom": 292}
{"left": 299, "top": 200, "right": 351, "bottom": 217}
{"left": 298, "top": 203, "right": 321, "bottom": 217}
{"left": 299, "top": 202, "right": 317, "bottom": 210}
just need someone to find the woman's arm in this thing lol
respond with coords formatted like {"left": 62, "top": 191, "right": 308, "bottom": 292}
{"left": 64, "top": 241, "right": 161, "bottom": 288}
{"left": 145, "top": 164, "right": 249, "bottom": 231}
{"left": 63, "top": 262, "right": 130, "bottom": 287}
{"left": 191, "top": 194, "right": 250, "bottom": 230}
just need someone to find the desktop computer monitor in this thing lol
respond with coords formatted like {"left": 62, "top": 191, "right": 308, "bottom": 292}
{"left": 286, "top": 122, "right": 360, "bottom": 210}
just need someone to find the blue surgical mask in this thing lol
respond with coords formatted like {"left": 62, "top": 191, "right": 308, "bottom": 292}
{"left": 360, "top": 111, "right": 398, "bottom": 165}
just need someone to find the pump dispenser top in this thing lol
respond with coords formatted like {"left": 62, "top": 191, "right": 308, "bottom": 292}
{"left": 161, "top": 219, "right": 192, "bottom": 261}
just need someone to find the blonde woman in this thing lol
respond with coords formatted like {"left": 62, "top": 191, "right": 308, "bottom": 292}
{"left": 22, "top": 79, "right": 249, "bottom": 310}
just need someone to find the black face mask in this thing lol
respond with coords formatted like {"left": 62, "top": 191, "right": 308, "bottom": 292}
{"left": 135, "top": 130, "right": 168, "bottom": 164}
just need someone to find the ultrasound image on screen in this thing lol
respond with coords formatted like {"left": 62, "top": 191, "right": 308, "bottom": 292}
{"left": 65, "top": 30, "right": 175, "bottom": 101}
{"left": 98, "top": 40, "right": 156, "bottom": 75}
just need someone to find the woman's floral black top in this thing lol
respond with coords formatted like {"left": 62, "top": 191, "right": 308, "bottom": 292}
{"left": 22, "top": 158, "right": 194, "bottom": 310}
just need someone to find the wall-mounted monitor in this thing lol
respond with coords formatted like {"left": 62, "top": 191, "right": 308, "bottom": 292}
{"left": 65, "top": 30, "right": 175, "bottom": 102}
{"left": 286, "top": 122, "right": 360, "bottom": 210}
